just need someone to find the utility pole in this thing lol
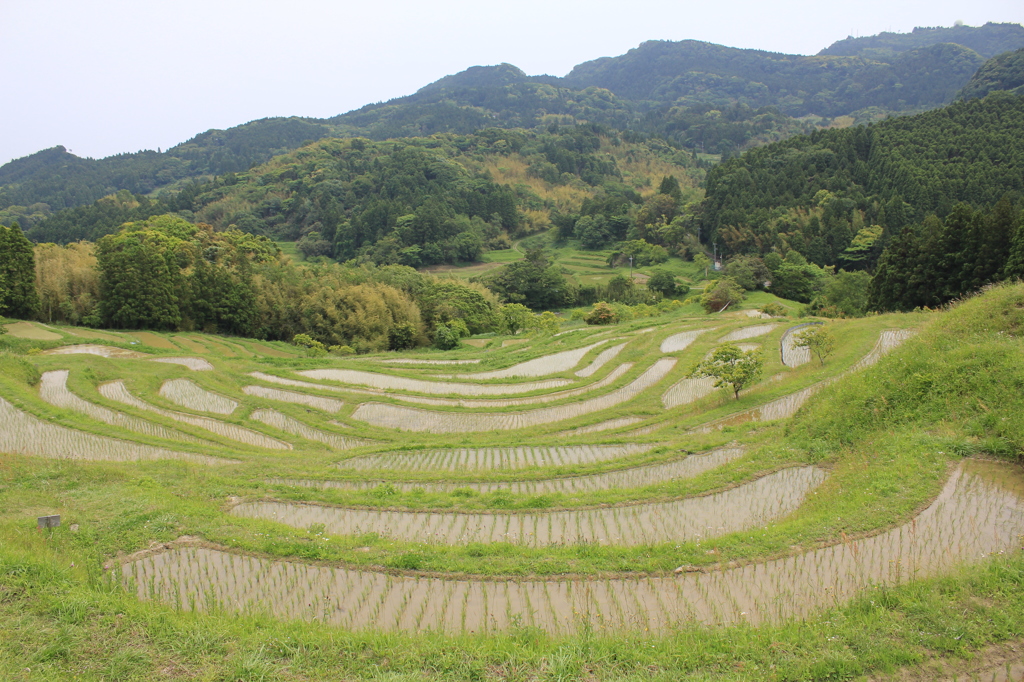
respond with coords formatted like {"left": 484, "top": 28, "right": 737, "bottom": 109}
{"left": 629, "top": 255, "right": 633, "bottom": 280}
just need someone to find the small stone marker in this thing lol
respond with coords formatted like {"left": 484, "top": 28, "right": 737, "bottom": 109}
{"left": 37, "top": 515, "right": 60, "bottom": 529}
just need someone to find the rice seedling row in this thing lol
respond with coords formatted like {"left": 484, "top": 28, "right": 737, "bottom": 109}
{"left": 660, "top": 328, "right": 710, "bottom": 353}
{"left": 234, "top": 466, "right": 825, "bottom": 546}
{"left": 273, "top": 446, "right": 746, "bottom": 495}
{"left": 297, "top": 368, "right": 571, "bottom": 395}
{"left": 158, "top": 378, "right": 238, "bottom": 414}
{"left": 561, "top": 416, "right": 645, "bottom": 435}
{"left": 393, "top": 363, "right": 632, "bottom": 408}
{"left": 441, "top": 341, "right": 608, "bottom": 380}
{"left": 39, "top": 370, "right": 202, "bottom": 444}
{"left": 337, "top": 443, "right": 656, "bottom": 472}
{"left": 0, "top": 395, "right": 232, "bottom": 465}
{"left": 349, "top": 358, "right": 677, "bottom": 433}
{"left": 150, "top": 357, "right": 214, "bottom": 371}
{"left": 375, "top": 358, "right": 482, "bottom": 365}
{"left": 249, "top": 409, "right": 376, "bottom": 450}
{"left": 124, "top": 461, "right": 1023, "bottom": 633}
{"left": 717, "top": 324, "right": 778, "bottom": 342}
{"left": 99, "top": 380, "right": 291, "bottom": 450}
{"left": 662, "top": 377, "right": 717, "bottom": 409}
{"left": 574, "top": 342, "right": 627, "bottom": 377}
{"left": 242, "top": 385, "right": 345, "bottom": 412}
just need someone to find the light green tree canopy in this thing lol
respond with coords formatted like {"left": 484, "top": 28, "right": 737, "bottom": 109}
{"left": 690, "top": 343, "right": 764, "bottom": 399}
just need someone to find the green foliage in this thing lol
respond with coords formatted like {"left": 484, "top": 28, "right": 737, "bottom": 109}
{"left": 498, "top": 303, "right": 532, "bottom": 336}
{"left": 723, "top": 255, "right": 770, "bottom": 290}
{"left": 483, "top": 249, "right": 576, "bottom": 310}
{"left": 767, "top": 251, "right": 830, "bottom": 304}
{"left": 700, "top": 277, "right": 745, "bottom": 312}
{"left": 0, "top": 352, "right": 40, "bottom": 386}
{"left": 690, "top": 342, "right": 764, "bottom": 398}
{"left": 533, "top": 310, "right": 561, "bottom": 335}
{"left": 0, "top": 223, "right": 40, "bottom": 318}
{"left": 869, "top": 200, "right": 1023, "bottom": 312}
{"left": 957, "top": 47, "right": 1024, "bottom": 100}
{"left": 645, "top": 268, "right": 678, "bottom": 297}
{"left": 795, "top": 325, "right": 836, "bottom": 365}
{"left": 292, "top": 333, "right": 327, "bottom": 357}
{"left": 820, "top": 22, "right": 1024, "bottom": 59}
{"left": 759, "top": 302, "right": 786, "bottom": 317}
{"left": 387, "top": 322, "right": 419, "bottom": 351}
{"left": 703, "top": 94, "right": 1024, "bottom": 268}
{"left": 432, "top": 320, "right": 468, "bottom": 349}
{"left": 584, "top": 301, "right": 618, "bottom": 325}
{"left": 608, "top": 239, "right": 669, "bottom": 268}
{"left": 810, "top": 270, "right": 872, "bottom": 317}
{"left": 419, "top": 280, "right": 500, "bottom": 334}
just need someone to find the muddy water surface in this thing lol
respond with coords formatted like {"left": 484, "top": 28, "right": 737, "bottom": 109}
{"left": 124, "top": 461, "right": 1024, "bottom": 633}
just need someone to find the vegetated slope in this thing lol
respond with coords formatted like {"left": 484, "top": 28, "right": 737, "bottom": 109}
{"left": 818, "top": 22, "right": 1024, "bottom": 59}
{"left": 562, "top": 40, "right": 988, "bottom": 116}
{"left": 956, "top": 47, "right": 1024, "bottom": 100}
{"left": 4, "top": 24, "right": 1019, "bottom": 225}
{"left": 701, "top": 93, "right": 1024, "bottom": 264}
{"left": 0, "top": 117, "right": 337, "bottom": 215}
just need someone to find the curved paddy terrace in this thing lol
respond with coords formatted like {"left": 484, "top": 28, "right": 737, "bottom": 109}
{"left": 3, "top": 286, "right": 1024, "bottom": 680}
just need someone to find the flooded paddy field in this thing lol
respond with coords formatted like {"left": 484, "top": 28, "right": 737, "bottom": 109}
{"left": 273, "top": 446, "right": 747, "bottom": 495}
{"left": 337, "top": 443, "right": 656, "bottom": 472}
{"left": 123, "top": 461, "right": 1024, "bottom": 633}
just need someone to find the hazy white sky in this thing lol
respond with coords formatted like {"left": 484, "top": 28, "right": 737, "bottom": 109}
{"left": 2, "top": 0, "right": 1021, "bottom": 166}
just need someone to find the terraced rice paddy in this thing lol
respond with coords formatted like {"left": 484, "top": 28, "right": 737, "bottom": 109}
{"left": 10, "top": 301, "right": 1013, "bottom": 679}
{"left": 297, "top": 368, "right": 570, "bottom": 395}
{"left": 242, "top": 385, "right": 344, "bottom": 412}
{"left": 39, "top": 370, "right": 201, "bottom": 444}
{"left": 337, "top": 443, "right": 655, "bottom": 472}
{"left": 249, "top": 410, "right": 375, "bottom": 450}
{"left": 100, "top": 381, "right": 290, "bottom": 450}
{"left": 159, "top": 378, "right": 238, "bottom": 414}
{"left": 124, "top": 461, "right": 1024, "bottom": 633}
{"left": 660, "top": 328, "right": 709, "bottom": 353}
{"left": 780, "top": 324, "right": 817, "bottom": 367}
{"left": 575, "top": 342, "right": 626, "bottom": 377}
{"left": 392, "top": 364, "right": 632, "bottom": 408}
{"left": 276, "top": 446, "right": 746, "bottom": 494}
{"left": 563, "top": 416, "right": 645, "bottom": 435}
{"left": 3, "top": 321, "right": 63, "bottom": 340}
{"left": 0, "top": 395, "right": 230, "bottom": 464}
{"left": 132, "top": 331, "right": 179, "bottom": 350}
{"left": 443, "top": 341, "right": 606, "bottom": 379}
{"left": 42, "top": 344, "right": 148, "bottom": 358}
{"left": 151, "top": 357, "right": 214, "bottom": 371}
{"left": 235, "top": 467, "right": 826, "bottom": 546}
{"left": 662, "top": 376, "right": 717, "bottom": 408}
{"left": 350, "top": 358, "right": 676, "bottom": 432}
{"left": 718, "top": 324, "right": 778, "bottom": 342}
{"left": 376, "top": 358, "right": 482, "bottom": 365}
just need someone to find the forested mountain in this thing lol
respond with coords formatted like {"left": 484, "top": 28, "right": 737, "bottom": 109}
{"left": 702, "top": 92, "right": 1024, "bottom": 263}
{"left": 562, "top": 40, "right": 985, "bottom": 116}
{"left": 0, "top": 117, "right": 338, "bottom": 219}
{"left": 27, "top": 126, "right": 701, "bottom": 265}
{"left": 957, "top": 47, "right": 1024, "bottom": 100}
{"left": 3, "top": 23, "right": 1020, "bottom": 225}
{"left": 818, "top": 22, "right": 1024, "bottom": 59}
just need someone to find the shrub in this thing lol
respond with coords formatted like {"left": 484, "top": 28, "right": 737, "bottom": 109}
{"left": 585, "top": 302, "right": 618, "bottom": 325}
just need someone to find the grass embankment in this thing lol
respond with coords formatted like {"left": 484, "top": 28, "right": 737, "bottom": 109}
{"left": 0, "top": 285, "right": 1023, "bottom": 678}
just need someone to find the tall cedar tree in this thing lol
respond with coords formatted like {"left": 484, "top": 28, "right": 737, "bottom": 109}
{"left": 0, "top": 223, "right": 40, "bottom": 318}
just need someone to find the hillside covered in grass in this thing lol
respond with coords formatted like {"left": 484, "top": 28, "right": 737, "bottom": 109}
{"left": 0, "top": 278, "right": 1022, "bottom": 679}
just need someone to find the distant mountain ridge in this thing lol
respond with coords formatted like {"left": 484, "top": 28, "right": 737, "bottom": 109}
{"left": 2, "top": 22, "right": 1022, "bottom": 228}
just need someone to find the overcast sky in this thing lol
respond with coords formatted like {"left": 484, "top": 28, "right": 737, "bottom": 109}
{"left": 1, "top": 0, "right": 1021, "bottom": 166}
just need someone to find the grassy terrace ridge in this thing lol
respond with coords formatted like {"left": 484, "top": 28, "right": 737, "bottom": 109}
{"left": 1, "top": 284, "right": 1024, "bottom": 679}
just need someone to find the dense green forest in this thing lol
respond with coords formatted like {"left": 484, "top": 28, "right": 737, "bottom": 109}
{"left": 27, "top": 126, "right": 702, "bottom": 264}
{"left": 2, "top": 23, "right": 1020, "bottom": 223}
{"left": 702, "top": 92, "right": 1024, "bottom": 261}
{"left": 956, "top": 47, "right": 1024, "bottom": 99}
{"left": 818, "top": 22, "right": 1024, "bottom": 58}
